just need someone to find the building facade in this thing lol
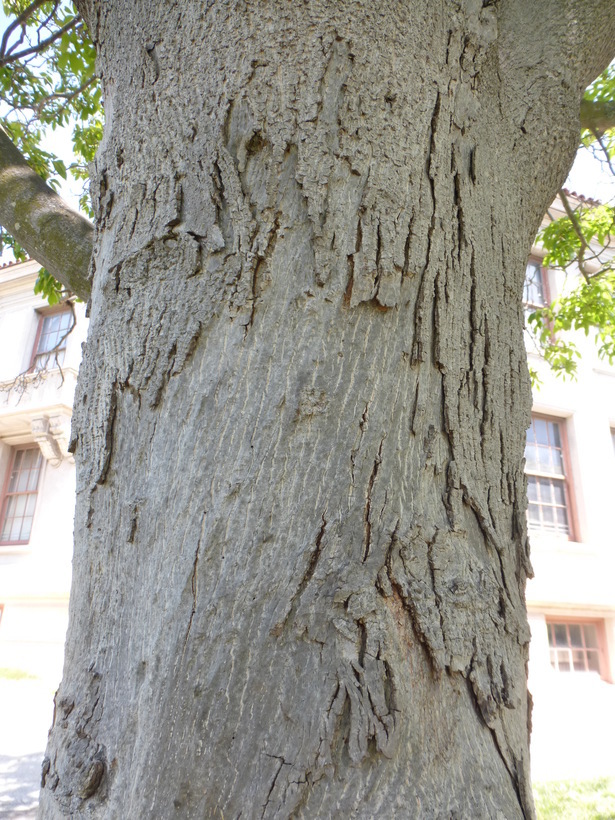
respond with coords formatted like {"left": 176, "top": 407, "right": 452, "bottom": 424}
{"left": 525, "top": 197, "right": 615, "bottom": 780}
{"left": 0, "top": 258, "right": 87, "bottom": 687}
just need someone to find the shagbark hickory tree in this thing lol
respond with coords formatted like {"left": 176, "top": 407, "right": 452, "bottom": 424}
{"left": 34, "top": 1, "right": 614, "bottom": 817}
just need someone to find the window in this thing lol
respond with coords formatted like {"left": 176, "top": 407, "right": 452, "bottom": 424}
{"left": 524, "top": 260, "right": 547, "bottom": 309}
{"left": 547, "top": 621, "right": 603, "bottom": 675}
{"left": 0, "top": 448, "right": 43, "bottom": 545}
{"left": 525, "top": 416, "right": 571, "bottom": 537}
{"left": 523, "top": 260, "right": 549, "bottom": 331}
{"left": 31, "top": 308, "right": 74, "bottom": 371}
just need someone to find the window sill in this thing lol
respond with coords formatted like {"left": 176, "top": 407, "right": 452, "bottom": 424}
{"left": 529, "top": 534, "right": 600, "bottom": 556}
{"left": 0, "top": 544, "right": 32, "bottom": 558}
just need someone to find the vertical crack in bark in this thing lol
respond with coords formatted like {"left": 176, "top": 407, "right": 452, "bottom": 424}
{"left": 244, "top": 258, "right": 264, "bottom": 339}
{"left": 425, "top": 530, "right": 446, "bottom": 648}
{"left": 362, "top": 437, "right": 384, "bottom": 563}
{"left": 345, "top": 210, "right": 363, "bottom": 307}
{"left": 96, "top": 379, "right": 119, "bottom": 486}
{"left": 465, "top": 674, "right": 527, "bottom": 819}
{"left": 424, "top": 90, "right": 441, "bottom": 274}
{"left": 181, "top": 510, "right": 207, "bottom": 656}
{"left": 402, "top": 215, "right": 413, "bottom": 277}
{"left": 356, "top": 619, "right": 367, "bottom": 668}
{"left": 411, "top": 91, "right": 440, "bottom": 365}
{"left": 350, "top": 401, "right": 370, "bottom": 486}
{"left": 465, "top": 492, "right": 514, "bottom": 609}
{"left": 373, "top": 220, "right": 382, "bottom": 298}
{"left": 271, "top": 512, "right": 327, "bottom": 635}
{"left": 244, "top": 213, "right": 280, "bottom": 339}
{"left": 261, "top": 753, "right": 287, "bottom": 818}
{"left": 453, "top": 168, "right": 465, "bottom": 267}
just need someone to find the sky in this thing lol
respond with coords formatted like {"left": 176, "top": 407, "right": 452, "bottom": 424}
{"left": 565, "top": 145, "right": 615, "bottom": 203}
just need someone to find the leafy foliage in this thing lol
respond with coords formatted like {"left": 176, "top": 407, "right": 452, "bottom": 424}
{"left": 527, "top": 62, "right": 615, "bottom": 382}
{"left": 528, "top": 271, "right": 615, "bottom": 378}
{"left": 581, "top": 62, "right": 615, "bottom": 167}
{"left": 33, "top": 266, "right": 65, "bottom": 304}
{"left": 540, "top": 203, "right": 615, "bottom": 273}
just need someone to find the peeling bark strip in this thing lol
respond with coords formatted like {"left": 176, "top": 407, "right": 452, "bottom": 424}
{"left": 42, "top": 1, "right": 615, "bottom": 818}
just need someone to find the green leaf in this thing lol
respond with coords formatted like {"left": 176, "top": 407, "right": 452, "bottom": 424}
{"left": 33, "top": 267, "right": 65, "bottom": 306}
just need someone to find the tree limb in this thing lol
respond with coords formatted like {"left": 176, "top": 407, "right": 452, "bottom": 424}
{"left": 580, "top": 98, "right": 615, "bottom": 134}
{"left": 0, "top": 0, "right": 51, "bottom": 60}
{"left": 0, "top": 17, "right": 80, "bottom": 67}
{"left": 590, "top": 128, "right": 615, "bottom": 176}
{"left": 33, "top": 74, "right": 95, "bottom": 118}
{"left": 559, "top": 189, "right": 593, "bottom": 283}
{"left": 0, "top": 126, "right": 92, "bottom": 299}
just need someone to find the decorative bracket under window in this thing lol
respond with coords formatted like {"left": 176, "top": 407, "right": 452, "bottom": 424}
{"left": 31, "top": 415, "right": 72, "bottom": 467}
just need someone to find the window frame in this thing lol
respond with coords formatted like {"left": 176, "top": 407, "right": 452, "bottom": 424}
{"left": 525, "top": 414, "right": 577, "bottom": 541}
{"left": 29, "top": 303, "right": 75, "bottom": 373}
{"left": 546, "top": 617, "right": 610, "bottom": 681}
{"left": 523, "top": 258, "right": 551, "bottom": 316}
{"left": 0, "top": 445, "right": 44, "bottom": 547}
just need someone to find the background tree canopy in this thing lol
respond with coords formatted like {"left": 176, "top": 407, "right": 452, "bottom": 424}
{"left": 1, "top": 0, "right": 615, "bottom": 377}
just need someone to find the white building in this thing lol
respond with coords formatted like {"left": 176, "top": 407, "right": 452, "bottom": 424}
{"left": 0, "top": 258, "right": 87, "bottom": 687}
{"left": 525, "top": 196, "right": 615, "bottom": 781}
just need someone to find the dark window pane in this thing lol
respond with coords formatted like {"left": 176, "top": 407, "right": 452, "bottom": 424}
{"left": 538, "top": 446, "right": 552, "bottom": 472}
{"left": 548, "top": 421, "right": 562, "bottom": 449}
{"left": 551, "top": 449, "right": 564, "bottom": 474}
{"left": 553, "top": 624, "right": 568, "bottom": 647}
{"left": 568, "top": 625, "right": 583, "bottom": 647}
{"left": 583, "top": 624, "right": 598, "bottom": 649}
{"left": 572, "top": 650, "right": 586, "bottom": 671}
{"left": 525, "top": 444, "right": 539, "bottom": 472}
{"left": 528, "top": 503, "right": 540, "bottom": 523}
{"left": 538, "top": 477, "right": 551, "bottom": 500}
{"left": 553, "top": 481, "right": 566, "bottom": 506}
{"left": 534, "top": 419, "right": 549, "bottom": 445}
{"left": 524, "top": 263, "right": 545, "bottom": 306}
{"left": 555, "top": 507, "right": 569, "bottom": 530}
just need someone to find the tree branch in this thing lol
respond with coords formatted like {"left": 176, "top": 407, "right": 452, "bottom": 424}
{"left": 33, "top": 74, "right": 95, "bottom": 117}
{"left": 0, "top": 0, "right": 51, "bottom": 60}
{"left": 0, "top": 17, "right": 80, "bottom": 67}
{"left": 0, "top": 126, "right": 92, "bottom": 299}
{"left": 590, "top": 128, "right": 615, "bottom": 176}
{"left": 559, "top": 189, "right": 593, "bottom": 283}
{"left": 580, "top": 98, "right": 615, "bottom": 134}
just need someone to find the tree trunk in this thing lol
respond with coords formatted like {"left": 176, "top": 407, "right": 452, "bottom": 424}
{"left": 39, "top": 2, "right": 614, "bottom": 817}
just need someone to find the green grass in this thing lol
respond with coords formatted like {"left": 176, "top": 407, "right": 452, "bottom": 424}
{"left": 535, "top": 777, "right": 615, "bottom": 819}
{"left": 0, "top": 666, "right": 38, "bottom": 680}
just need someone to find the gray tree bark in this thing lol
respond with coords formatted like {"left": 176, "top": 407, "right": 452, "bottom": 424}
{"left": 0, "top": 127, "right": 92, "bottom": 299}
{"left": 39, "top": 1, "right": 615, "bottom": 817}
